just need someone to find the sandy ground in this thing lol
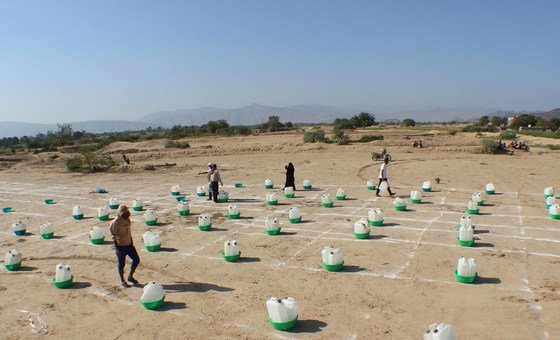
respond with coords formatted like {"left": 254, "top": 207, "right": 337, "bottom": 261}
{"left": 1, "top": 129, "right": 559, "bottom": 339}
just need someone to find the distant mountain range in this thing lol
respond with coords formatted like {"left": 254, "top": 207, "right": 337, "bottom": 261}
{"left": 136, "top": 103, "right": 352, "bottom": 126}
{"left": 1, "top": 104, "right": 558, "bottom": 138}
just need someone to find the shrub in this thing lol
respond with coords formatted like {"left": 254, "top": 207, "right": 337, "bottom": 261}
{"left": 353, "top": 134, "right": 384, "bottom": 143}
{"left": 303, "top": 129, "right": 326, "bottom": 143}
{"left": 67, "top": 147, "right": 116, "bottom": 172}
{"left": 332, "top": 129, "right": 350, "bottom": 145}
{"left": 546, "top": 144, "right": 560, "bottom": 150}
{"left": 164, "top": 140, "right": 190, "bottom": 149}
{"left": 462, "top": 125, "right": 498, "bottom": 133}
{"left": 402, "top": 118, "right": 416, "bottom": 127}
{"left": 481, "top": 139, "right": 499, "bottom": 154}
{"left": 448, "top": 130, "right": 457, "bottom": 136}
{"left": 66, "top": 156, "right": 83, "bottom": 172}
{"left": 499, "top": 131, "right": 517, "bottom": 140}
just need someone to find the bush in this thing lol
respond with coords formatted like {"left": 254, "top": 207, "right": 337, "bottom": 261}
{"left": 546, "top": 144, "right": 560, "bottom": 150}
{"left": 462, "top": 125, "right": 498, "bottom": 133}
{"left": 353, "top": 134, "right": 384, "bottom": 143}
{"left": 518, "top": 131, "right": 560, "bottom": 139}
{"left": 402, "top": 118, "right": 416, "bottom": 127}
{"left": 164, "top": 140, "right": 190, "bottom": 149}
{"left": 66, "top": 156, "right": 83, "bottom": 172}
{"left": 67, "top": 148, "right": 116, "bottom": 172}
{"left": 303, "top": 129, "right": 326, "bottom": 143}
{"left": 499, "top": 131, "right": 517, "bottom": 140}
{"left": 332, "top": 129, "right": 350, "bottom": 145}
{"left": 481, "top": 139, "right": 500, "bottom": 154}
{"left": 448, "top": 130, "right": 457, "bottom": 136}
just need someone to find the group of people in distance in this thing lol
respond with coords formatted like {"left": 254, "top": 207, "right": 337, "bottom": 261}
{"left": 110, "top": 156, "right": 393, "bottom": 287}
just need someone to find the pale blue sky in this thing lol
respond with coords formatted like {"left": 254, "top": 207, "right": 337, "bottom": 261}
{"left": 0, "top": 1, "right": 558, "bottom": 123}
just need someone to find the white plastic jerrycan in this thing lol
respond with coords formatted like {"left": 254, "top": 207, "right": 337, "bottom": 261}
{"left": 288, "top": 207, "right": 302, "bottom": 223}
{"left": 423, "top": 322, "right": 457, "bottom": 340}
{"left": 228, "top": 204, "right": 240, "bottom": 218}
{"left": 198, "top": 214, "right": 212, "bottom": 227}
{"left": 89, "top": 226, "right": 105, "bottom": 244}
{"left": 265, "top": 217, "right": 281, "bottom": 232}
{"left": 4, "top": 249, "right": 22, "bottom": 270}
{"left": 485, "top": 183, "right": 496, "bottom": 194}
{"left": 218, "top": 190, "right": 229, "bottom": 202}
{"left": 303, "top": 179, "right": 312, "bottom": 189}
{"left": 109, "top": 197, "right": 119, "bottom": 209}
{"left": 321, "top": 194, "right": 333, "bottom": 207}
{"left": 40, "top": 222, "right": 54, "bottom": 239}
{"left": 467, "top": 200, "right": 479, "bottom": 213}
{"left": 266, "top": 297, "right": 299, "bottom": 324}
{"left": 55, "top": 263, "right": 72, "bottom": 283}
{"left": 368, "top": 208, "right": 384, "bottom": 226}
{"left": 336, "top": 188, "right": 346, "bottom": 199}
{"left": 472, "top": 192, "right": 484, "bottom": 205}
{"left": 143, "top": 231, "right": 163, "bottom": 251}
{"left": 264, "top": 178, "right": 274, "bottom": 188}
{"left": 132, "top": 198, "right": 143, "bottom": 211}
{"left": 366, "top": 179, "right": 376, "bottom": 189}
{"left": 266, "top": 192, "right": 278, "bottom": 205}
{"left": 144, "top": 209, "right": 158, "bottom": 226}
{"left": 544, "top": 186, "right": 554, "bottom": 197}
{"left": 460, "top": 215, "right": 473, "bottom": 228}
{"left": 177, "top": 201, "right": 189, "bottom": 215}
{"left": 12, "top": 221, "right": 26, "bottom": 236}
{"left": 422, "top": 181, "right": 432, "bottom": 192}
{"left": 141, "top": 282, "right": 165, "bottom": 307}
{"left": 321, "top": 246, "right": 344, "bottom": 266}
{"left": 196, "top": 186, "right": 206, "bottom": 196}
{"left": 354, "top": 218, "right": 370, "bottom": 235}
{"left": 224, "top": 240, "right": 240, "bottom": 256}
{"left": 546, "top": 196, "right": 556, "bottom": 208}
{"left": 171, "top": 185, "right": 181, "bottom": 195}
{"left": 284, "top": 187, "right": 294, "bottom": 197}
{"left": 410, "top": 190, "right": 422, "bottom": 203}
{"left": 457, "top": 257, "right": 477, "bottom": 278}
{"left": 72, "top": 206, "right": 83, "bottom": 219}
{"left": 549, "top": 204, "right": 560, "bottom": 219}
{"left": 98, "top": 206, "right": 109, "bottom": 221}
{"left": 378, "top": 181, "right": 388, "bottom": 193}
{"left": 393, "top": 197, "right": 407, "bottom": 210}
{"left": 458, "top": 225, "right": 474, "bottom": 242}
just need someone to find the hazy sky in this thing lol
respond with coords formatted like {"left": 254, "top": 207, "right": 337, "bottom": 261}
{"left": 0, "top": 1, "right": 559, "bottom": 123}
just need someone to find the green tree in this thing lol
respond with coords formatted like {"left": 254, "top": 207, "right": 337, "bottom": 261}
{"left": 509, "top": 114, "right": 537, "bottom": 130}
{"left": 47, "top": 123, "right": 73, "bottom": 146}
{"left": 491, "top": 116, "right": 506, "bottom": 127}
{"left": 354, "top": 112, "right": 376, "bottom": 128}
{"left": 479, "top": 116, "right": 490, "bottom": 126}
{"left": 266, "top": 115, "right": 284, "bottom": 131}
{"left": 402, "top": 118, "right": 416, "bottom": 127}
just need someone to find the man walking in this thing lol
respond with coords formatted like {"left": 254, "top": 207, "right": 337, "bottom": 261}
{"left": 376, "top": 156, "right": 395, "bottom": 197}
{"left": 110, "top": 205, "right": 140, "bottom": 287}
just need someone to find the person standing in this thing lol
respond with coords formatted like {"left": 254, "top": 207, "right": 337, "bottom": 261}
{"left": 198, "top": 162, "right": 215, "bottom": 200}
{"left": 210, "top": 163, "right": 224, "bottom": 203}
{"left": 110, "top": 205, "right": 140, "bottom": 287}
{"left": 376, "top": 156, "right": 395, "bottom": 197}
{"left": 284, "top": 162, "right": 296, "bottom": 190}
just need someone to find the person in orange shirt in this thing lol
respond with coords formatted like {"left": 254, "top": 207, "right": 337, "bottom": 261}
{"left": 110, "top": 205, "right": 140, "bottom": 287}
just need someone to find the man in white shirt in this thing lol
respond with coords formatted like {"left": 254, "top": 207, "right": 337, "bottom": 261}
{"left": 376, "top": 157, "right": 395, "bottom": 197}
